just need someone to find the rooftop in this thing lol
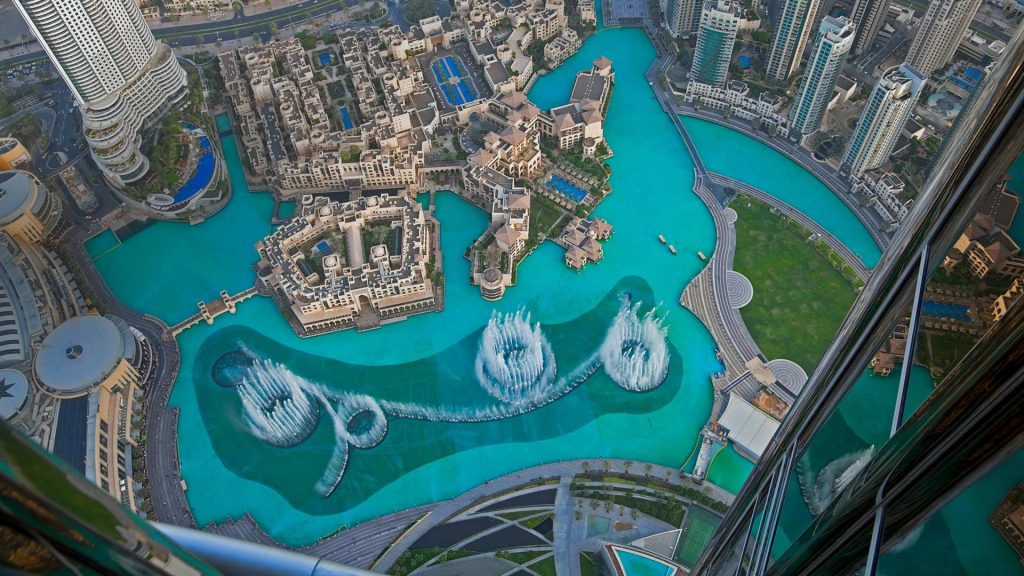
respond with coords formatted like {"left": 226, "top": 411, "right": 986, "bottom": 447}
{"left": 0, "top": 171, "right": 38, "bottom": 225}
{"left": 35, "top": 315, "right": 127, "bottom": 398}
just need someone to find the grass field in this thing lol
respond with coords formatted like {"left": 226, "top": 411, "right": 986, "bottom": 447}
{"left": 676, "top": 506, "right": 723, "bottom": 568}
{"left": 731, "top": 197, "right": 858, "bottom": 373}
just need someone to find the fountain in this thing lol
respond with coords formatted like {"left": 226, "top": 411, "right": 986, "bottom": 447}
{"left": 475, "top": 310, "right": 558, "bottom": 405}
{"left": 236, "top": 356, "right": 320, "bottom": 448}
{"left": 600, "top": 299, "right": 670, "bottom": 392}
{"left": 799, "top": 446, "right": 875, "bottom": 516}
{"left": 212, "top": 298, "right": 672, "bottom": 498}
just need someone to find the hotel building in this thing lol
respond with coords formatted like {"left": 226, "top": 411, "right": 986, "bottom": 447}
{"left": 12, "top": 0, "right": 187, "bottom": 186}
{"left": 906, "top": 0, "right": 985, "bottom": 77}
{"left": 256, "top": 195, "right": 436, "bottom": 334}
{"left": 691, "top": 0, "right": 742, "bottom": 89}
{"left": 841, "top": 63, "right": 925, "bottom": 178}
{"left": 765, "top": 0, "right": 822, "bottom": 81}
{"left": 789, "top": 16, "right": 856, "bottom": 136}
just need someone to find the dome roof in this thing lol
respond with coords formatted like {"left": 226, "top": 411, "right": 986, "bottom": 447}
{"left": 35, "top": 316, "right": 127, "bottom": 397}
{"left": 0, "top": 171, "right": 39, "bottom": 225}
{"left": 0, "top": 369, "right": 29, "bottom": 420}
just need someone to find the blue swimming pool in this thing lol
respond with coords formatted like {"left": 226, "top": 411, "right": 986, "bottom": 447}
{"left": 172, "top": 128, "right": 216, "bottom": 203}
{"left": 432, "top": 55, "right": 477, "bottom": 106}
{"left": 547, "top": 174, "right": 587, "bottom": 202}
{"left": 613, "top": 549, "right": 676, "bottom": 576}
{"left": 318, "top": 52, "right": 332, "bottom": 66}
{"left": 737, "top": 55, "right": 751, "bottom": 70}
{"left": 922, "top": 300, "right": 972, "bottom": 323}
{"left": 339, "top": 106, "right": 353, "bottom": 130}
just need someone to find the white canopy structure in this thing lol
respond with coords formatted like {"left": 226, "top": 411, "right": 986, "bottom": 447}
{"left": 718, "top": 393, "right": 781, "bottom": 460}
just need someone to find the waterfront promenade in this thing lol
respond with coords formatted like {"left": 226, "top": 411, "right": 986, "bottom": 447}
{"left": 61, "top": 222, "right": 197, "bottom": 531}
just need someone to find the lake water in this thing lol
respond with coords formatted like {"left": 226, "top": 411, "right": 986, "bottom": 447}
{"left": 86, "top": 26, "right": 901, "bottom": 549}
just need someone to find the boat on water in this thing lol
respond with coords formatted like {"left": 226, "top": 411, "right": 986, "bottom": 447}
{"left": 669, "top": 245, "right": 677, "bottom": 255}
{"left": 658, "top": 234, "right": 666, "bottom": 244}
{"left": 698, "top": 251, "right": 707, "bottom": 261}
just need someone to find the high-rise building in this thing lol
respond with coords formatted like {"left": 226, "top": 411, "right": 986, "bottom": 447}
{"left": 849, "top": 0, "right": 891, "bottom": 56}
{"left": 12, "top": 0, "right": 187, "bottom": 187}
{"left": 665, "top": 0, "right": 702, "bottom": 38}
{"left": 790, "top": 16, "right": 856, "bottom": 136}
{"left": 906, "top": 0, "right": 984, "bottom": 77}
{"left": 690, "top": 0, "right": 742, "bottom": 88}
{"left": 765, "top": 0, "right": 822, "bottom": 81}
{"left": 841, "top": 63, "right": 925, "bottom": 177}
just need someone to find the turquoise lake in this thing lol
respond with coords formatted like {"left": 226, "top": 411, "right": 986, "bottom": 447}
{"left": 82, "top": 23, "right": 1023, "bottom": 568}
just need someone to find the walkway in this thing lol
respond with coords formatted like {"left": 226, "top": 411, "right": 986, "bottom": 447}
{"left": 60, "top": 223, "right": 197, "bottom": 531}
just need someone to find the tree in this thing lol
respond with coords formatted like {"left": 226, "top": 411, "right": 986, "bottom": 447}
{"left": 644, "top": 463, "right": 653, "bottom": 477}
{"left": 270, "top": 22, "right": 279, "bottom": 39}
{"left": 582, "top": 461, "right": 591, "bottom": 474}
{"left": 624, "top": 460, "right": 633, "bottom": 475}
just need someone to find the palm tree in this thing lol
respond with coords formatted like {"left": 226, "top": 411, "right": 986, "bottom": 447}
{"left": 644, "top": 463, "right": 653, "bottom": 477}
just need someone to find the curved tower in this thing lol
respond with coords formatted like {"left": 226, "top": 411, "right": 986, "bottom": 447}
{"left": 790, "top": 16, "right": 855, "bottom": 136}
{"left": 841, "top": 63, "right": 925, "bottom": 178}
{"left": 12, "top": 0, "right": 187, "bottom": 187}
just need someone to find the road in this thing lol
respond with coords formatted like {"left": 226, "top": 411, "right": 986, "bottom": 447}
{"left": 2, "top": 0, "right": 356, "bottom": 66}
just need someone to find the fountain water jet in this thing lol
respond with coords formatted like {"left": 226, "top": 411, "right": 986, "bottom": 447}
{"left": 475, "top": 310, "right": 558, "bottom": 405}
{"left": 798, "top": 446, "right": 875, "bottom": 516}
{"left": 600, "top": 298, "right": 670, "bottom": 392}
{"left": 236, "top": 356, "right": 320, "bottom": 448}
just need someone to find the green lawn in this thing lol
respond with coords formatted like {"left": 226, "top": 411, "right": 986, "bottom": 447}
{"left": 731, "top": 197, "right": 858, "bottom": 373}
{"left": 579, "top": 551, "right": 602, "bottom": 576}
{"left": 387, "top": 547, "right": 477, "bottom": 576}
{"left": 530, "top": 555, "right": 558, "bottom": 576}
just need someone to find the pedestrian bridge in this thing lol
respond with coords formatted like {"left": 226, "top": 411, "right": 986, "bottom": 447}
{"left": 171, "top": 287, "right": 258, "bottom": 336}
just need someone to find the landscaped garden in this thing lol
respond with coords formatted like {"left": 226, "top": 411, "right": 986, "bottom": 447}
{"left": 731, "top": 196, "right": 859, "bottom": 373}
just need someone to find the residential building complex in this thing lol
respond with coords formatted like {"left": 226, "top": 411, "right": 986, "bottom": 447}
{"left": 789, "top": 16, "right": 855, "bottom": 136}
{"left": 765, "top": 0, "right": 822, "bottom": 81}
{"left": 256, "top": 194, "right": 436, "bottom": 334}
{"left": 841, "top": 63, "right": 926, "bottom": 178}
{"left": 12, "top": 0, "right": 187, "bottom": 186}
{"left": 666, "top": 0, "right": 701, "bottom": 37}
{"left": 685, "top": 80, "right": 791, "bottom": 137}
{"left": 691, "top": 0, "right": 742, "bottom": 88}
{"left": 906, "top": 0, "right": 985, "bottom": 77}
{"left": 849, "top": 0, "right": 891, "bottom": 55}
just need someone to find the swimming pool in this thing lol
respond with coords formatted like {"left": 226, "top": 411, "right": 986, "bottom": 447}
{"left": 318, "top": 52, "right": 333, "bottom": 66}
{"left": 547, "top": 174, "right": 587, "bottom": 202}
{"left": 922, "top": 300, "right": 972, "bottom": 323}
{"left": 432, "top": 55, "right": 478, "bottom": 106}
{"left": 339, "top": 106, "right": 353, "bottom": 130}
{"left": 613, "top": 548, "right": 678, "bottom": 576}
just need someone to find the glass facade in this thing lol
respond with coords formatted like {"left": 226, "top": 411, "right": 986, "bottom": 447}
{"left": 694, "top": 23, "right": 1024, "bottom": 576}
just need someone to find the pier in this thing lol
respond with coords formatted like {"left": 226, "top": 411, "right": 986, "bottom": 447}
{"left": 171, "top": 287, "right": 259, "bottom": 336}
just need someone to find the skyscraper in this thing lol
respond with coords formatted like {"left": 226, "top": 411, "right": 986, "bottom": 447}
{"left": 790, "top": 16, "right": 856, "bottom": 136}
{"left": 666, "top": 0, "right": 702, "bottom": 38}
{"left": 841, "top": 63, "right": 925, "bottom": 177}
{"left": 12, "top": 0, "right": 187, "bottom": 187}
{"left": 906, "top": 0, "right": 984, "bottom": 77}
{"left": 765, "top": 0, "right": 822, "bottom": 81}
{"left": 690, "top": 0, "right": 741, "bottom": 88}
{"left": 849, "top": 0, "right": 891, "bottom": 56}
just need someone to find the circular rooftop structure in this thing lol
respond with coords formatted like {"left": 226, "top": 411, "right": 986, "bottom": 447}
{"left": 35, "top": 316, "right": 127, "bottom": 398}
{"left": 0, "top": 369, "right": 29, "bottom": 420}
{"left": 0, "top": 171, "right": 39, "bottom": 226}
